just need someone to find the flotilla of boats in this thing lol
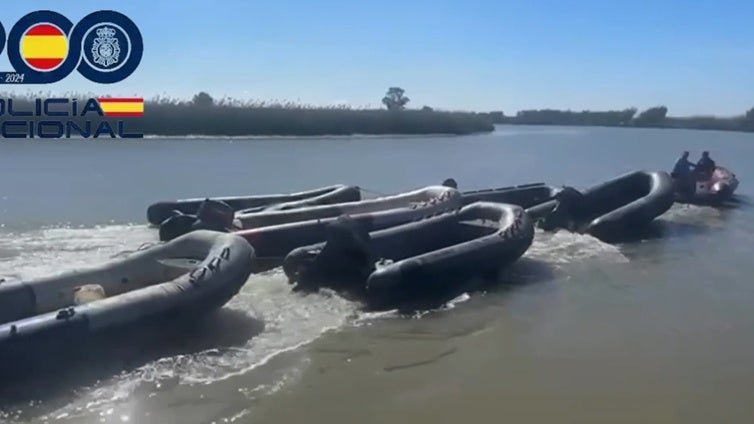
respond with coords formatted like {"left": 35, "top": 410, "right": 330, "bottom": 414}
{"left": 0, "top": 164, "right": 741, "bottom": 371}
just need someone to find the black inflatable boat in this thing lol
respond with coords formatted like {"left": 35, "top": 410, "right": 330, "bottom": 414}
{"left": 146, "top": 184, "right": 360, "bottom": 225}
{"left": 457, "top": 182, "right": 563, "bottom": 208}
{"left": 0, "top": 231, "right": 254, "bottom": 373}
{"left": 160, "top": 185, "right": 461, "bottom": 242}
{"left": 236, "top": 185, "right": 463, "bottom": 271}
{"left": 283, "top": 201, "right": 534, "bottom": 310}
{"left": 528, "top": 170, "right": 675, "bottom": 241}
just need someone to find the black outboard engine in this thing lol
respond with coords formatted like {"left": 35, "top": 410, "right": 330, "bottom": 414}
{"left": 158, "top": 199, "right": 235, "bottom": 242}
{"left": 441, "top": 178, "right": 458, "bottom": 189}
{"left": 285, "top": 215, "right": 375, "bottom": 293}
{"left": 539, "top": 186, "right": 585, "bottom": 232}
{"left": 196, "top": 199, "right": 235, "bottom": 231}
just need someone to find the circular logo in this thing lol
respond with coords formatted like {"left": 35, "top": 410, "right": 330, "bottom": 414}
{"left": 20, "top": 23, "right": 69, "bottom": 72}
{"left": 81, "top": 23, "right": 130, "bottom": 72}
{"left": 5, "top": 10, "right": 142, "bottom": 84}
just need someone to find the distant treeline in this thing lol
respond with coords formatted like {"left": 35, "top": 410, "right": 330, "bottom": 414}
{"left": 480, "top": 106, "right": 754, "bottom": 132}
{"left": 0, "top": 92, "right": 494, "bottom": 136}
{"left": 3, "top": 91, "right": 754, "bottom": 136}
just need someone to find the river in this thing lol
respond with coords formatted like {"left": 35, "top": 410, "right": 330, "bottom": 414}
{"left": 0, "top": 125, "right": 753, "bottom": 423}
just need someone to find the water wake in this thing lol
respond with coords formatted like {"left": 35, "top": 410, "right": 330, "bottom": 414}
{"left": 0, "top": 225, "right": 358, "bottom": 422}
{"left": 0, "top": 222, "right": 631, "bottom": 421}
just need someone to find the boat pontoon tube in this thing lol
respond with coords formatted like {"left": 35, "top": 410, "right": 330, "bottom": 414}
{"left": 0, "top": 231, "right": 254, "bottom": 367}
{"left": 147, "top": 184, "right": 361, "bottom": 225}
{"left": 283, "top": 201, "right": 534, "bottom": 310}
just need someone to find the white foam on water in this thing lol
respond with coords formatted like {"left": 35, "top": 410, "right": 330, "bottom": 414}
{"left": 53, "top": 270, "right": 358, "bottom": 419}
{"left": 525, "top": 229, "right": 629, "bottom": 265}
{"left": 660, "top": 203, "right": 726, "bottom": 225}
{"left": 0, "top": 225, "right": 360, "bottom": 421}
{"left": 0, "top": 222, "right": 630, "bottom": 421}
{"left": 0, "top": 225, "right": 155, "bottom": 281}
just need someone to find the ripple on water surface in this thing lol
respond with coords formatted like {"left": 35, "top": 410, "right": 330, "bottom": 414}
{"left": 0, "top": 213, "right": 703, "bottom": 423}
{"left": 0, "top": 225, "right": 359, "bottom": 423}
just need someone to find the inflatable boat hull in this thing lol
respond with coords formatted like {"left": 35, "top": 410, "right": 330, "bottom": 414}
{"left": 531, "top": 170, "right": 675, "bottom": 241}
{"left": 460, "top": 182, "right": 562, "bottom": 208}
{"left": 673, "top": 166, "right": 739, "bottom": 205}
{"left": 160, "top": 185, "right": 462, "bottom": 242}
{"left": 283, "top": 201, "right": 534, "bottom": 310}
{"left": 235, "top": 186, "right": 459, "bottom": 229}
{"left": 240, "top": 186, "right": 463, "bottom": 271}
{"left": 0, "top": 231, "right": 254, "bottom": 374}
{"left": 147, "top": 184, "right": 360, "bottom": 225}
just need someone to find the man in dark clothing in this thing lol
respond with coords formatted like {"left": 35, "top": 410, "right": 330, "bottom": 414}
{"left": 672, "top": 151, "right": 696, "bottom": 176}
{"left": 672, "top": 151, "right": 696, "bottom": 195}
{"left": 695, "top": 151, "right": 716, "bottom": 178}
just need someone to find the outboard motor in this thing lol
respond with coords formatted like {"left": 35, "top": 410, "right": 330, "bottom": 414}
{"left": 539, "top": 186, "right": 585, "bottom": 232}
{"left": 441, "top": 178, "right": 458, "bottom": 189}
{"left": 285, "top": 215, "right": 375, "bottom": 293}
{"left": 159, "top": 199, "right": 236, "bottom": 242}
{"left": 196, "top": 199, "right": 234, "bottom": 231}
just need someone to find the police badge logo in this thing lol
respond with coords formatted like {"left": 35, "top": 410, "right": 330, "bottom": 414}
{"left": 90, "top": 26, "right": 120, "bottom": 68}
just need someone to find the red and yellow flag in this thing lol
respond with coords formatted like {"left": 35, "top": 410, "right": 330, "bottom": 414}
{"left": 97, "top": 98, "right": 145, "bottom": 117}
{"left": 21, "top": 24, "right": 69, "bottom": 71}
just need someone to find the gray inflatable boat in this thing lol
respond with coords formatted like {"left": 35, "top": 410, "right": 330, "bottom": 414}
{"left": 160, "top": 185, "right": 461, "bottom": 242}
{"left": 0, "top": 231, "right": 254, "bottom": 372}
{"left": 283, "top": 201, "right": 534, "bottom": 310}
{"left": 456, "top": 181, "right": 563, "bottom": 208}
{"left": 236, "top": 185, "right": 463, "bottom": 271}
{"left": 147, "top": 184, "right": 360, "bottom": 225}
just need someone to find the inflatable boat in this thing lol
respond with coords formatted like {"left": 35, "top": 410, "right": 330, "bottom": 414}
{"left": 673, "top": 166, "right": 739, "bottom": 205}
{"left": 235, "top": 185, "right": 463, "bottom": 271}
{"left": 159, "top": 185, "right": 461, "bottom": 242}
{"left": 0, "top": 231, "right": 254, "bottom": 370}
{"left": 146, "top": 184, "right": 360, "bottom": 225}
{"left": 449, "top": 180, "right": 563, "bottom": 208}
{"left": 282, "top": 201, "right": 534, "bottom": 310}
{"left": 529, "top": 170, "right": 674, "bottom": 241}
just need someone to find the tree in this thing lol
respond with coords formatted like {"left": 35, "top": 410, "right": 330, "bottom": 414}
{"left": 421, "top": 105, "right": 434, "bottom": 112}
{"left": 192, "top": 92, "right": 214, "bottom": 107}
{"left": 634, "top": 106, "right": 668, "bottom": 126}
{"left": 745, "top": 107, "right": 754, "bottom": 121}
{"left": 621, "top": 108, "right": 638, "bottom": 125}
{"left": 382, "top": 87, "right": 410, "bottom": 111}
{"left": 487, "top": 111, "right": 505, "bottom": 123}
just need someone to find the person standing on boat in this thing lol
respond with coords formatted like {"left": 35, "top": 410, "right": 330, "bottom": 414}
{"left": 672, "top": 151, "right": 696, "bottom": 195}
{"left": 695, "top": 151, "right": 716, "bottom": 179}
{"left": 673, "top": 151, "right": 696, "bottom": 176}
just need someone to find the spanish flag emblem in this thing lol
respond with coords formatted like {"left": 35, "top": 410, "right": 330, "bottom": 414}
{"left": 97, "top": 98, "right": 145, "bottom": 117}
{"left": 21, "top": 24, "right": 69, "bottom": 71}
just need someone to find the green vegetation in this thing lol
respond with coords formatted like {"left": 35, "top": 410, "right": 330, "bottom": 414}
{"left": 0, "top": 89, "right": 494, "bottom": 136}
{"left": 486, "top": 105, "right": 754, "bottom": 133}
{"left": 382, "top": 87, "right": 410, "bottom": 111}
{"left": 3, "top": 89, "right": 754, "bottom": 136}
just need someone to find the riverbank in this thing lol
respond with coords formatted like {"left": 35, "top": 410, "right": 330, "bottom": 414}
{"left": 489, "top": 107, "right": 754, "bottom": 134}
{"left": 139, "top": 103, "right": 495, "bottom": 136}
{"left": 3, "top": 93, "right": 753, "bottom": 136}
{"left": 0, "top": 94, "right": 494, "bottom": 136}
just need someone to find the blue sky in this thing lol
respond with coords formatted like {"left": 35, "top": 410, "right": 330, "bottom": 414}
{"left": 1, "top": 0, "right": 753, "bottom": 116}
